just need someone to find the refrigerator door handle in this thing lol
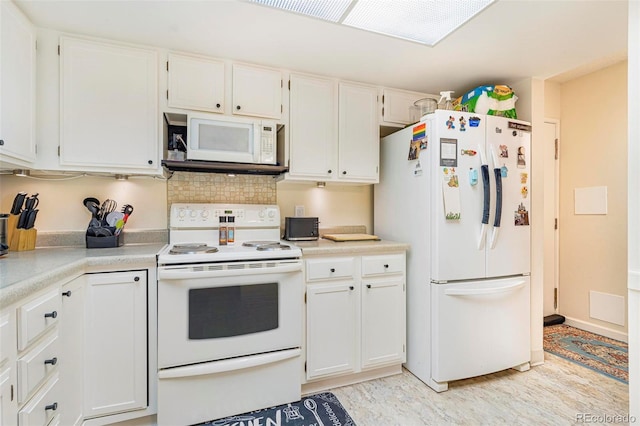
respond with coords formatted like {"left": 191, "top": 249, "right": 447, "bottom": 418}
{"left": 490, "top": 167, "right": 503, "bottom": 249}
{"left": 479, "top": 164, "right": 490, "bottom": 250}
{"left": 443, "top": 280, "right": 526, "bottom": 296}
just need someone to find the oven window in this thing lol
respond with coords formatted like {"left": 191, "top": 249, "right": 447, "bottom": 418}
{"left": 188, "top": 283, "right": 279, "bottom": 339}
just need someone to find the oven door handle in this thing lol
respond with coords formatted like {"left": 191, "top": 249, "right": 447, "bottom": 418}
{"left": 158, "top": 348, "right": 301, "bottom": 379}
{"left": 158, "top": 262, "right": 302, "bottom": 280}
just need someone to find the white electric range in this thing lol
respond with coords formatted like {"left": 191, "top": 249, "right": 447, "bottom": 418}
{"left": 157, "top": 203, "right": 303, "bottom": 425}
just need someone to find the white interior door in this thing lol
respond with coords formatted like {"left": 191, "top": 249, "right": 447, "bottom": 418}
{"left": 543, "top": 120, "right": 560, "bottom": 316}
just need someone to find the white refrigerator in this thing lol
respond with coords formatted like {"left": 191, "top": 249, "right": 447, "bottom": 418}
{"left": 375, "top": 110, "right": 531, "bottom": 392}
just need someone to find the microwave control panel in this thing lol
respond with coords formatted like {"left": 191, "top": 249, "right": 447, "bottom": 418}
{"left": 260, "top": 122, "right": 276, "bottom": 164}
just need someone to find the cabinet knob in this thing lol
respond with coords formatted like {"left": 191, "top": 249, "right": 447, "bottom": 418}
{"left": 216, "top": 103, "right": 221, "bottom": 109}
{"left": 328, "top": 170, "right": 332, "bottom": 174}
{"left": 349, "top": 286, "right": 354, "bottom": 290}
{"left": 62, "top": 291, "right": 72, "bottom": 297}
{"left": 134, "top": 276, "right": 140, "bottom": 282}
{"left": 44, "top": 311, "right": 57, "bottom": 319}
{"left": 330, "top": 268, "right": 335, "bottom": 273}
{"left": 342, "top": 171, "right": 347, "bottom": 175}
{"left": 366, "top": 284, "right": 372, "bottom": 289}
{"left": 44, "top": 357, "right": 58, "bottom": 366}
{"left": 45, "top": 403, "right": 58, "bottom": 411}
{"left": 236, "top": 105, "right": 241, "bottom": 110}
{"left": 0, "top": 139, "right": 4, "bottom": 146}
{"left": 148, "top": 160, "right": 153, "bottom": 165}
{"left": 384, "top": 264, "right": 389, "bottom": 268}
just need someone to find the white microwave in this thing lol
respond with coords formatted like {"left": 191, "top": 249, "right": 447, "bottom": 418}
{"left": 187, "top": 114, "right": 277, "bottom": 165}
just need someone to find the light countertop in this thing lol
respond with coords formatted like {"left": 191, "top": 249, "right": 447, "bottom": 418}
{"left": 0, "top": 243, "right": 165, "bottom": 308}
{"left": 294, "top": 238, "right": 409, "bottom": 256}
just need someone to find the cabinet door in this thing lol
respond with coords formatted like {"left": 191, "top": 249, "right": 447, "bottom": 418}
{"left": 0, "top": 365, "right": 16, "bottom": 426}
{"left": 361, "top": 278, "right": 405, "bottom": 369}
{"left": 381, "top": 88, "right": 431, "bottom": 126}
{"left": 84, "top": 271, "right": 147, "bottom": 418}
{"left": 232, "top": 63, "right": 282, "bottom": 119}
{"left": 60, "top": 37, "right": 159, "bottom": 173}
{"left": 58, "top": 276, "right": 85, "bottom": 426}
{"left": 306, "top": 281, "right": 358, "bottom": 380}
{"left": 167, "top": 52, "right": 225, "bottom": 113}
{"left": 0, "top": 0, "right": 36, "bottom": 166}
{"left": 338, "top": 82, "right": 379, "bottom": 183}
{"left": 289, "top": 74, "right": 337, "bottom": 179}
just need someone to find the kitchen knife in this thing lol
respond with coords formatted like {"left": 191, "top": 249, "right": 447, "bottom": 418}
{"left": 25, "top": 209, "right": 38, "bottom": 229}
{"left": 10, "top": 192, "right": 27, "bottom": 215}
{"left": 17, "top": 209, "right": 29, "bottom": 229}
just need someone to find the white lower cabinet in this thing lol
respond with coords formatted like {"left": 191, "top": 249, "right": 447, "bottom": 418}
{"left": 2, "top": 267, "right": 151, "bottom": 426}
{"left": 84, "top": 270, "right": 147, "bottom": 418}
{"left": 58, "top": 276, "right": 85, "bottom": 426}
{"left": 304, "top": 252, "right": 406, "bottom": 384}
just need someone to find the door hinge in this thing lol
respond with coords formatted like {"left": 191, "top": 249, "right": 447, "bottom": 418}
{"left": 57, "top": 45, "right": 60, "bottom": 55}
{"left": 382, "top": 94, "right": 385, "bottom": 104}
{"left": 10, "top": 384, "right": 13, "bottom": 401}
{"left": 554, "top": 287, "right": 558, "bottom": 310}
{"left": 555, "top": 138, "right": 559, "bottom": 160}
{"left": 403, "top": 344, "right": 406, "bottom": 353}
{"left": 281, "top": 79, "right": 283, "bottom": 88}
{"left": 166, "top": 90, "right": 169, "bottom": 100}
{"left": 288, "top": 80, "right": 291, "bottom": 91}
{"left": 57, "top": 146, "right": 60, "bottom": 157}
{"left": 304, "top": 292, "right": 306, "bottom": 304}
{"left": 554, "top": 218, "right": 558, "bottom": 230}
{"left": 304, "top": 362, "right": 307, "bottom": 372}
{"left": 166, "top": 61, "right": 169, "bottom": 72}
{"left": 382, "top": 106, "right": 384, "bottom": 117}
{"left": 35, "top": 144, "right": 38, "bottom": 154}
{"left": 281, "top": 105, "right": 283, "bottom": 113}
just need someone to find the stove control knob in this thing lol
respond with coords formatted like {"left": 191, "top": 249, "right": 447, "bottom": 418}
{"left": 258, "top": 210, "right": 265, "bottom": 218}
{"left": 190, "top": 210, "right": 198, "bottom": 218}
{"left": 178, "top": 209, "right": 186, "bottom": 218}
{"left": 201, "top": 210, "right": 210, "bottom": 218}
{"left": 268, "top": 210, "right": 276, "bottom": 218}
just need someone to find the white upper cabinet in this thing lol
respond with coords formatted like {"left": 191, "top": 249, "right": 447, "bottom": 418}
{"left": 59, "top": 36, "right": 160, "bottom": 174}
{"left": 0, "top": 0, "right": 36, "bottom": 168}
{"left": 232, "top": 63, "right": 282, "bottom": 119}
{"left": 286, "top": 75, "right": 379, "bottom": 184}
{"left": 338, "top": 82, "right": 379, "bottom": 183}
{"left": 167, "top": 52, "right": 225, "bottom": 114}
{"left": 288, "top": 73, "right": 337, "bottom": 179}
{"left": 381, "top": 87, "right": 435, "bottom": 126}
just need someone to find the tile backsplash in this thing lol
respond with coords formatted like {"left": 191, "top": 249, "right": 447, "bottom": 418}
{"left": 167, "top": 172, "right": 277, "bottom": 204}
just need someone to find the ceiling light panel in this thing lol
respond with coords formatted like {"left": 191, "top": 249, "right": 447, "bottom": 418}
{"left": 250, "top": 0, "right": 352, "bottom": 22}
{"left": 342, "top": 0, "right": 494, "bottom": 45}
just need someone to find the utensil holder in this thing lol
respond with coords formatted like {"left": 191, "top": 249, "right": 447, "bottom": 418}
{"left": 10, "top": 228, "right": 37, "bottom": 251}
{"left": 6, "top": 214, "right": 19, "bottom": 246}
{"left": 86, "top": 233, "right": 123, "bottom": 249}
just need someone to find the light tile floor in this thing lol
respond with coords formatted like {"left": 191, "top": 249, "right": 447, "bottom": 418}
{"left": 331, "top": 353, "right": 629, "bottom": 425}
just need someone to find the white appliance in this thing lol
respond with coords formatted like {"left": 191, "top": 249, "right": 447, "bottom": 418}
{"left": 187, "top": 113, "right": 277, "bottom": 164}
{"left": 374, "top": 110, "right": 532, "bottom": 392}
{"left": 157, "top": 203, "right": 303, "bottom": 425}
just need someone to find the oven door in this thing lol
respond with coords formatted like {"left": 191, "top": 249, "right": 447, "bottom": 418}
{"left": 157, "top": 259, "right": 303, "bottom": 369}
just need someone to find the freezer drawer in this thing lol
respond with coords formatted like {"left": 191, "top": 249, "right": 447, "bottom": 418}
{"left": 431, "top": 276, "right": 530, "bottom": 383}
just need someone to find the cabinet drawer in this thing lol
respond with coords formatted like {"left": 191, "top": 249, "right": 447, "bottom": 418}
{"left": 18, "top": 372, "right": 59, "bottom": 426}
{"left": 361, "top": 254, "right": 405, "bottom": 276}
{"left": 17, "top": 329, "right": 59, "bottom": 403}
{"left": 0, "top": 311, "right": 14, "bottom": 366}
{"left": 18, "top": 288, "right": 60, "bottom": 351}
{"left": 306, "top": 257, "right": 355, "bottom": 281}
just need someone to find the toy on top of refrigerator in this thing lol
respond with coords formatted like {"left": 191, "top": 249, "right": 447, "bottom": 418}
{"left": 452, "top": 85, "right": 518, "bottom": 118}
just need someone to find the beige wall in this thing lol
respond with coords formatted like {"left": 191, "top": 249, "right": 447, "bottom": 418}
{"left": 0, "top": 173, "right": 373, "bottom": 235}
{"left": 559, "top": 61, "right": 628, "bottom": 334}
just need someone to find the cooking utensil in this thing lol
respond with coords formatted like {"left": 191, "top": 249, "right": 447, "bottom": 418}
{"left": 24, "top": 209, "right": 38, "bottom": 229}
{"left": 106, "top": 211, "right": 124, "bottom": 227}
{"left": 98, "top": 199, "right": 117, "bottom": 221}
{"left": 10, "top": 192, "right": 27, "bottom": 215}
{"left": 17, "top": 194, "right": 40, "bottom": 229}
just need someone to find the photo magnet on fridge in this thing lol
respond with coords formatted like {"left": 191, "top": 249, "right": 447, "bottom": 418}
{"left": 515, "top": 202, "right": 530, "bottom": 226}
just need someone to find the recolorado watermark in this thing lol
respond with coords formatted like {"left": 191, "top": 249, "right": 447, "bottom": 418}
{"left": 576, "top": 413, "right": 637, "bottom": 423}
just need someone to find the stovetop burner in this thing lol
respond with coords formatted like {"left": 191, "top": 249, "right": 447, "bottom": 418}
{"left": 242, "top": 240, "right": 292, "bottom": 251}
{"left": 169, "top": 243, "right": 219, "bottom": 255}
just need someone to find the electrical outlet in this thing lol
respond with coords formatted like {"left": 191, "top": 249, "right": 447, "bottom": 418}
{"left": 294, "top": 205, "right": 305, "bottom": 217}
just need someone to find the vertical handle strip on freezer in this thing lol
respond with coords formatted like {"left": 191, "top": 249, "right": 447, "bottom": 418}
{"left": 478, "top": 164, "right": 490, "bottom": 250}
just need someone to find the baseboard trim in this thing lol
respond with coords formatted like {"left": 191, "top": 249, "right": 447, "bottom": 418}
{"left": 563, "top": 316, "right": 628, "bottom": 343}
{"left": 302, "top": 365, "right": 402, "bottom": 395}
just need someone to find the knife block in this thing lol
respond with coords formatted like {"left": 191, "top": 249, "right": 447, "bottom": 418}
{"left": 9, "top": 228, "right": 37, "bottom": 251}
{"left": 6, "top": 214, "right": 19, "bottom": 247}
